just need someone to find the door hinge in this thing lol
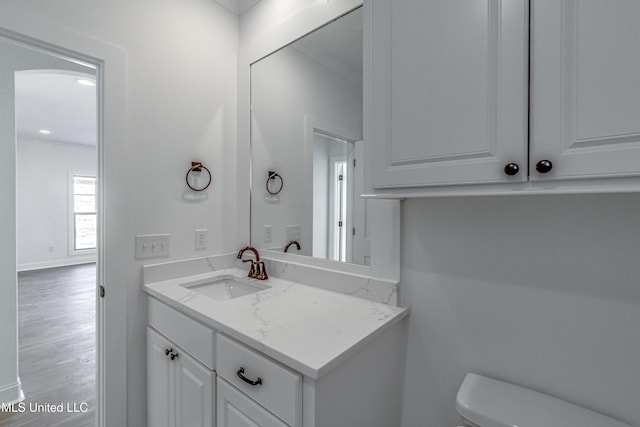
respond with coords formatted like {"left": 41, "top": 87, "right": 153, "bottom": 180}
{"left": 338, "top": 221, "right": 343, "bottom": 227}
{"left": 353, "top": 227, "right": 356, "bottom": 236}
{"left": 338, "top": 174, "right": 343, "bottom": 181}
{"left": 353, "top": 159, "right": 356, "bottom": 168}
{"left": 99, "top": 285, "right": 105, "bottom": 298}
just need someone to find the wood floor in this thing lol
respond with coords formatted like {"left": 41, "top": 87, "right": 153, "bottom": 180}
{"left": 0, "top": 264, "right": 96, "bottom": 427}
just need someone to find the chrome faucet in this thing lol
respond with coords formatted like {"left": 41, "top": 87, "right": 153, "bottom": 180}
{"left": 236, "top": 246, "right": 268, "bottom": 280}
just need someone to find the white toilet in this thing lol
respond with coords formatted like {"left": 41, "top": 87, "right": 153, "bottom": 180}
{"left": 456, "top": 373, "right": 631, "bottom": 427}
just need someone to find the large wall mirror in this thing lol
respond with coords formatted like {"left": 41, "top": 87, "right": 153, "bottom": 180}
{"left": 250, "top": 7, "right": 370, "bottom": 265}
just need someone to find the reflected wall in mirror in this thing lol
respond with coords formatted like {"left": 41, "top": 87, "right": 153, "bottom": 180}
{"left": 250, "top": 7, "right": 368, "bottom": 265}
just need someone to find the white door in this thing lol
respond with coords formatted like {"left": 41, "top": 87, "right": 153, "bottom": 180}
{"left": 217, "top": 379, "right": 289, "bottom": 427}
{"left": 351, "top": 141, "right": 370, "bottom": 265}
{"left": 147, "top": 328, "right": 173, "bottom": 427}
{"left": 370, "top": 0, "right": 529, "bottom": 187}
{"left": 175, "top": 348, "right": 215, "bottom": 427}
{"left": 530, "top": 0, "right": 640, "bottom": 181}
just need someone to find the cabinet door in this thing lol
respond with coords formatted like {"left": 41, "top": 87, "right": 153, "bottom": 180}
{"left": 369, "top": 0, "right": 529, "bottom": 188}
{"left": 147, "top": 327, "right": 174, "bottom": 427}
{"left": 530, "top": 0, "right": 640, "bottom": 181}
{"left": 217, "top": 379, "right": 289, "bottom": 427}
{"left": 175, "top": 349, "right": 215, "bottom": 427}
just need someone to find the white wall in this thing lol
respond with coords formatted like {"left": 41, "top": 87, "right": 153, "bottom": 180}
{"left": 400, "top": 194, "right": 640, "bottom": 427}
{"left": 0, "top": 0, "right": 238, "bottom": 424}
{"left": 17, "top": 139, "right": 97, "bottom": 271}
{"left": 250, "top": 45, "right": 362, "bottom": 253}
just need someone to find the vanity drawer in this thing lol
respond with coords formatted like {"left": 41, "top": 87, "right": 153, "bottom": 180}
{"left": 148, "top": 297, "right": 215, "bottom": 369}
{"left": 217, "top": 333, "right": 302, "bottom": 426}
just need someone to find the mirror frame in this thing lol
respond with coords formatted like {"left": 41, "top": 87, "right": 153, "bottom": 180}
{"left": 238, "top": 0, "right": 400, "bottom": 280}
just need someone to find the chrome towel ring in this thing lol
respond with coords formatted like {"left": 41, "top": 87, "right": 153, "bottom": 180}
{"left": 266, "top": 171, "right": 284, "bottom": 195}
{"left": 186, "top": 162, "right": 212, "bottom": 191}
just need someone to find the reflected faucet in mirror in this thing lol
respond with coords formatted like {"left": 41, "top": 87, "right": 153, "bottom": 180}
{"left": 236, "top": 246, "right": 268, "bottom": 280}
{"left": 284, "top": 241, "right": 301, "bottom": 253}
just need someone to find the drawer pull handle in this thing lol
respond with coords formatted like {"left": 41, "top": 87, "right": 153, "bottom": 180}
{"left": 237, "top": 367, "right": 263, "bottom": 386}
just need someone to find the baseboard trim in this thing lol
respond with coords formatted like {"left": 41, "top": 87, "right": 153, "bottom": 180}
{"left": 17, "top": 257, "right": 96, "bottom": 272}
{"left": 0, "top": 378, "right": 24, "bottom": 406}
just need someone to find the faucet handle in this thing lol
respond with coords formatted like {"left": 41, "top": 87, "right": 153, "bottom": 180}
{"left": 256, "top": 261, "right": 268, "bottom": 280}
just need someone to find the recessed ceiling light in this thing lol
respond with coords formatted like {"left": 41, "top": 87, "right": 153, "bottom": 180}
{"left": 39, "top": 129, "right": 51, "bottom": 134}
{"left": 77, "top": 79, "right": 96, "bottom": 87}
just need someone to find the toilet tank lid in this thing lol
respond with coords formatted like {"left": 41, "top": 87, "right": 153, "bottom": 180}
{"left": 456, "top": 374, "right": 631, "bottom": 427}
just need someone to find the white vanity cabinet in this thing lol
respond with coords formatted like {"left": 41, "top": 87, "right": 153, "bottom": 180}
{"left": 144, "top": 268, "right": 409, "bottom": 427}
{"left": 147, "top": 298, "right": 216, "bottom": 427}
{"left": 368, "top": 0, "right": 640, "bottom": 195}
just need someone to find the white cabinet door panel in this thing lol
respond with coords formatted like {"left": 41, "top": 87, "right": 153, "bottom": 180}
{"left": 217, "top": 378, "right": 289, "bottom": 427}
{"left": 530, "top": 0, "right": 640, "bottom": 181}
{"left": 175, "top": 349, "right": 215, "bottom": 427}
{"left": 148, "top": 326, "right": 215, "bottom": 427}
{"left": 370, "top": 0, "right": 529, "bottom": 187}
{"left": 148, "top": 328, "right": 173, "bottom": 427}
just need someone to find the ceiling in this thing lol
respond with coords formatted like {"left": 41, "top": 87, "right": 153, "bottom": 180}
{"left": 15, "top": 70, "right": 97, "bottom": 146}
{"left": 213, "top": 0, "right": 261, "bottom": 14}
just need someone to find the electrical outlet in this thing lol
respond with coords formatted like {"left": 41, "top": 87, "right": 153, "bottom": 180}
{"left": 264, "top": 225, "right": 273, "bottom": 243}
{"left": 135, "top": 234, "right": 170, "bottom": 259}
{"left": 195, "top": 229, "right": 207, "bottom": 250}
{"left": 286, "top": 225, "right": 301, "bottom": 241}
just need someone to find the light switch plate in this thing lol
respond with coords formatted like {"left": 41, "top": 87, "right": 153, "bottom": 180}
{"left": 195, "top": 229, "right": 207, "bottom": 250}
{"left": 264, "top": 225, "right": 273, "bottom": 243}
{"left": 135, "top": 234, "right": 170, "bottom": 259}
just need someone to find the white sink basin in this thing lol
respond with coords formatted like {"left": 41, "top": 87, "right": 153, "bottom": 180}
{"left": 181, "top": 275, "right": 270, "bottom": 301}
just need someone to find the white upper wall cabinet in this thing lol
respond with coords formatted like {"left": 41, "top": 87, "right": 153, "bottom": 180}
{"left": 369, "top": 0, "right": 529, "bottom": 189}
{"left": 530, "top": 0, "right": 640, "bottom": 182}
{"left": 367, "top": 0, "right": 640, "bottom": 197}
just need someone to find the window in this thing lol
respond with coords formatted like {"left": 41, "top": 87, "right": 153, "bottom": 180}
{"left": 72, "top": 175, "right": 97, "bottom": 251}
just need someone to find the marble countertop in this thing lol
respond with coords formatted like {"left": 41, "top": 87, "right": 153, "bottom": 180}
{"left": 144, "top": 267, "right": 409, "bottom": 379}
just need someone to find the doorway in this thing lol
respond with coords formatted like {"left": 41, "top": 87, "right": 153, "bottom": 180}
{"left": 0, "top": 11, "right": 128, "bottom": 425}
{"left": 0, "top": 37, "right": 100, "bottom": 426}
{"left": 312, "top": 130, "right": 355, "bottom": 262}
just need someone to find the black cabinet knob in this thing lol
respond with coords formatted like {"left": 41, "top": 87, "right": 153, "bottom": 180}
{"left": 535, "top": 160, "right": 553, "bottom": 173}
{"left": 504, "top": 163, "right": 520, "bottom": 176}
